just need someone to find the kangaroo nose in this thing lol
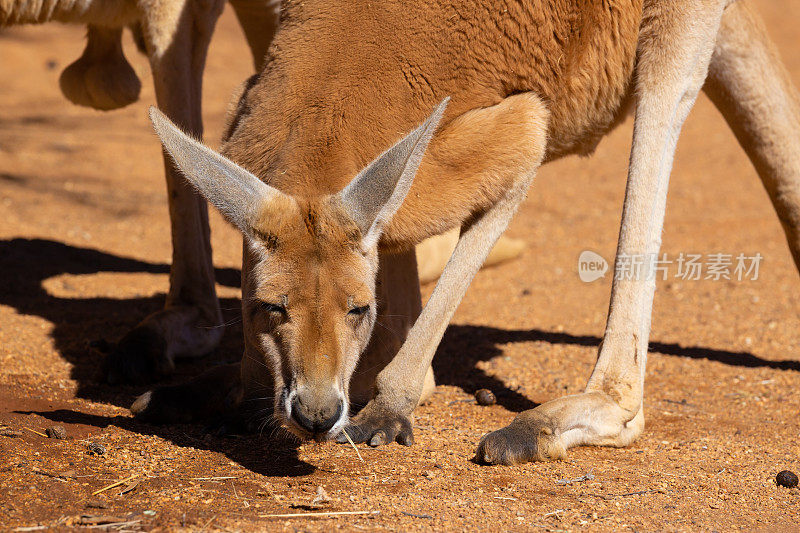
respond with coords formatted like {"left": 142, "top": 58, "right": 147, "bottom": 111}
{"left": 290, "top": 391, "right": 343, "bottom": 436}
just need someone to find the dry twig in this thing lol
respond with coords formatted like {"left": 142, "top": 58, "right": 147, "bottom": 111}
{"left": 23, "top": 427, "right": 47, "bottom": 438}
{"left": 555, "top": 469, "right": 594, "bottom": 485}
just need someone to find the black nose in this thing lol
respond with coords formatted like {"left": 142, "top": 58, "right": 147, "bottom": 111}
{"left": 291, "top": 396, "right": 343, "bottom": 435}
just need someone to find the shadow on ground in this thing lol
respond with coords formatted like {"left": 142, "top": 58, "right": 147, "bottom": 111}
{"left": 436, "top": 324, "right": 800, "bottom": 412}
{"left": 3, "top": 237, "right": 798, "bottom": 470}
{"left": 0, "top": 238, "right": 242, "bottom": 404}
{"left": 15, "top": 408, "right": 314, "bottom": 477}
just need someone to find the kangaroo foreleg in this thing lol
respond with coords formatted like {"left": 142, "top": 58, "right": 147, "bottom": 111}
{"left": 338, "top": 93, "right": 550, "bottom": 446}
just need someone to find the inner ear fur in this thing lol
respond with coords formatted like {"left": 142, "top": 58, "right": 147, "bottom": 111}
{"left": 379, "top": 92, "right": 550, "bottom": 252}
{"left": 149, "top": 106, "right": 290, "bottom": 238}
{"left": 338, "top": 98, "right": 449, "bottom": 247}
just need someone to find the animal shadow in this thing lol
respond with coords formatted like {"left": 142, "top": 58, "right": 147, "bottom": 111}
{"left": 0, "top": 238, "right": 242, "bottom": 407}
{"left": 15, "top": 408, "right": 314, "bottom": 477}
{"left": 3, "top": 237, "right": 797, "bottom": 470}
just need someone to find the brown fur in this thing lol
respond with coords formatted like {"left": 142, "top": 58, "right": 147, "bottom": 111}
{"left": 139, "top": 0, "right": 658, "bottom": 438}
{"left": 246, "top": 197, "right": 374, "bottom": 385}
{"left": 204, "top": 0, "right": 636, "bottom": 439}
{"left": 223, "top": 0, "right": 642, "bottom": 244}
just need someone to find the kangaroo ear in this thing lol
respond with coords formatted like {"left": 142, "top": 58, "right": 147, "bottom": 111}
{"left": 338, "top": 98, "right": 449, "bottom": 247}
{"left": 149, "top": 106, "right": 287, "bottom": 236}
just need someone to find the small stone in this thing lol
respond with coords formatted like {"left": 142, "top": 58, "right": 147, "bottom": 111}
{"left": 311, "top": 486, "right": 330, "bottom": 505}
{"left": 45, "top": 425, "right": 67, "bottom": 439}
{"left": 475, "top": 389, "right": 497, "bottom": 406}
{"left": 776, "top": 470, "right": 798, "bottom": 488}
{"left": 85, "top": 499, "right": 109, "bottom": 509}
{"left": 87, "top": 442, "right": 106, "bottom": 456}
{"left": 0, "top": 429, "right": 22, "bottom": 438}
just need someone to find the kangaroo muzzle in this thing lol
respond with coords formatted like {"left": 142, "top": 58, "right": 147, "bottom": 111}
{"left": 286, "top": 385, "right": 346, "bottom": 439}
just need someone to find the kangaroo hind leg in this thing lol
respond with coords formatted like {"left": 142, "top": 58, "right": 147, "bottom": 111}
{"left": 704, "top": 0, "right": 800, "bottom": 273}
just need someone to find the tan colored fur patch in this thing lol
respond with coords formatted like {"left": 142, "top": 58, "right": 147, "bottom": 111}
{"left": 247, "top": 195, "right": 372, "bottom": 384}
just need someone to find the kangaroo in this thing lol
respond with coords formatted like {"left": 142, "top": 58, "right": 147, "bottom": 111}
{"left": 133, "top": 0, "right": 800, "bottom": 464}
{"left": 1, "top": 0, "right": 519, "bottom": 385}
{"left": 1, "top": 0, "right": 282, "bottom": 384}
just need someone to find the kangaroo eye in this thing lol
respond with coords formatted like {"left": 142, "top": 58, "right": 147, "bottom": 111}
{"left": 259, "top": 301, "right": 287, "bottom": 315}
{"left": 348, "top": 305, "right": 370, "bottom": 316}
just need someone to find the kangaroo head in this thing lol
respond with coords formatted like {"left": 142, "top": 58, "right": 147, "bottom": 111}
{"left": 149, "top": 99, "right": 447, "bottom": 439}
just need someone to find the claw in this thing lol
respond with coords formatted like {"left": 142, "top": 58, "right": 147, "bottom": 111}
{"left": 335, "top": 403, "right": 415, "bottom": 447}
{"left": 398, "top": 431, "right": 414, "bottom": 446}
{"left": 368, "top": 430, "right": 388, "bottom": 447}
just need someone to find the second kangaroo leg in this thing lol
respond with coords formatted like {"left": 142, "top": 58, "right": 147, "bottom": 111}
{"left": 339, "top": 93, "right": 550, "bottom": 446}
{"left": 105, "top": 0, "right": 226, "bottom": 384}
{"left": 229, "top": 0, "right": 281, "bottom": 72}
{"left": 416, "top": 228, "right": 525, "bottom": 284}
{"left": 131, "top": 363, "right": 242, "bottom": 424}
{"left": 704, "top": 0, "right": 800, "bottom": 272}
{"left": 477, "top": 0, "right": 728, "bottom": 464}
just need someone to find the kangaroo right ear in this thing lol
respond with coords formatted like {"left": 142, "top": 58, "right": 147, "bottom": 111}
{"left": 337, "top": 98, "right": 449, "bottom": 248}
{"left": 149, "top": 106, "right": 288, "bottom": 236}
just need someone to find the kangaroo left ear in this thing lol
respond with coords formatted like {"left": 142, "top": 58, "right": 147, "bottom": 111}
{"left": 149, "top": 106, "right": 290, "bottom": 238}
{"left": 337, "top": 98, "right": 449, "bottom": 247}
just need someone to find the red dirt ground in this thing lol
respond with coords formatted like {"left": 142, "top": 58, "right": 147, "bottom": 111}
{"left": 1, "top": 2, "right": 800, "bottom": 531}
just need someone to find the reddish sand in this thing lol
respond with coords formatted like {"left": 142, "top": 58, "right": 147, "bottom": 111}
{"left": 1, "top": 2, "right": 799, "bottom": 530}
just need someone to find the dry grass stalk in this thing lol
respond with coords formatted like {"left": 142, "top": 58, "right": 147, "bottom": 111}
{"left": 91, "top": 474, "right": 138, "bottom": 496}
{"left": 260, "top": 510, "right": 378, "bottom": 518}
{"left": 340, "top": 429, "right": 364, "bottom": 463}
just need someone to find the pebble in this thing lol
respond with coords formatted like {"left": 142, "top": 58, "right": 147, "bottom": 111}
{"left": 45, "top": 425, "right": 67, "bottom": 439}
{"left": 85, "top": 499, "right": 109, "bottom": 509}
{"left": 87, "top": 442, "right": 106, "bottom": 456}
{"left": 0, "top": 429, "right": 23, "bottom": 438}
{"left": 311, "top": 486, "right": 330, "bottom": 505}
{"left": 475, "top": 389, "right": 497, "bottom": 406}
{"left": 776, "top": 470, "right": 798, "bottom": 488}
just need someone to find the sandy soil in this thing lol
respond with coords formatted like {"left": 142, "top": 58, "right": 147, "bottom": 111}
{"left": 2, "top": 3, "right": 800, "bottom": 531}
